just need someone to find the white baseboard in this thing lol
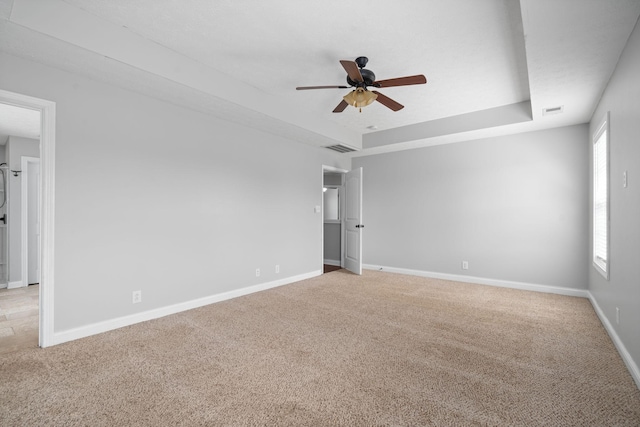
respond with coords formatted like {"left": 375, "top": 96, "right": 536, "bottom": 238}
{"left": 363, "top": 264, "right": 589, "bottom": 298}
{"left": 323, "top": 259, "right": 341, "bottom": 267}
{"left": 587, "top": 292, "right": 640, "bottom": 390}
{"left": 52, "top": 270, "right": 322, "bottom": 346}
{"left": 46, "top": 265, "right": 640, "bottom": 391}
{"left": 8, "top": 280, "right": 25, "bottom": 289}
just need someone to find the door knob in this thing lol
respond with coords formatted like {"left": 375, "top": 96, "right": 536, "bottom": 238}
{"left": 355, "top": 224, "right": 364, "bottom": 228}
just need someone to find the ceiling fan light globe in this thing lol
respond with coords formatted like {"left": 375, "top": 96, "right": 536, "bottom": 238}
{"left": 343, "top": 88, "right": 378, "bottom": 109}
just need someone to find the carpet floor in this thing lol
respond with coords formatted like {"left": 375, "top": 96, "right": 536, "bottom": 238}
{"left": 1, "top": 270, "right": 639, "bottom": 426}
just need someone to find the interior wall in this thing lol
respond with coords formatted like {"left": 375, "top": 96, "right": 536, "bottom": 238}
{"left": 588, "top": 18, "right": 640, "bottom": 375}
{"left": 0, "top": 52, "right": 349, "bottom": 333}
{"left": 353, "top": 124, "right": 588, "bottom": 289}
{"left": 0, "top": 143, "right": 6, "bottom": 285}
{"left": 323, "top": 223, "right": 341, "bottom": 263}
{"left": 6, "top": 136, "right": 39, "bottom": 285}
{"left": 323, "top": 173, "right": 342, "bottom": 187}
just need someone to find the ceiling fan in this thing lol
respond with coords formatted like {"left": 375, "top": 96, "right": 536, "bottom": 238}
{"left": 296, "top": 56, "right": 427, "bottom": 113}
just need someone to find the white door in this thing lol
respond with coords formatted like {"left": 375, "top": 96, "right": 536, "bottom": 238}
{"left": 344, "top": 167, "right": 363, "bottom": 275}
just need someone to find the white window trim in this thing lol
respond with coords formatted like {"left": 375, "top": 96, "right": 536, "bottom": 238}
{"left": 592, "top": 112, "right": 609, "bottom": 280}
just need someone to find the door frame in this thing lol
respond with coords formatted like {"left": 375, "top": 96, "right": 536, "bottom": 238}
{"left": 321, "top": 165, "right": 348, "bottom": 271}
{"left": 21, "top": 156, "right": 41, "bottom": 287}
{"left": 0, "top": 89, "right": 56, "bottom": 348}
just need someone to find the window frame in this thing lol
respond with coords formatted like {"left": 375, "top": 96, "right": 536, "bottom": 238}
{"left": 592, "top": 112, "right": 610, "bottom": 280}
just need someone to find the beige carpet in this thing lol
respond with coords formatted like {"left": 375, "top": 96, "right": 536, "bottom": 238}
{"left": 1, "top": 270, "right": 639, "bottom": 426}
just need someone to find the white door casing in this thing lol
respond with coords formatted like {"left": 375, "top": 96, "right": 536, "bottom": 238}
{"left": 0, "top": 89, "right": 56, "bottom": 348}
{"left": 22, "top": 157, "right": 41, "bottom": 285}
{"left": 344, "top": 167, "right": 363, "bottom": 275}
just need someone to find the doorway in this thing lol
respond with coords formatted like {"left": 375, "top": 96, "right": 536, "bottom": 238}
{"left": 322, "top": 169, "right": 344, "bottom": 273}
{"left": 321, "top": 165, "right": 363, "bottom": 275}
{"left": 0, "top": 89, "right": 55, "bottom": 348}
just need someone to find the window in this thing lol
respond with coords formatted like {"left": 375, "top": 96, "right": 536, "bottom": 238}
{"left": 593, "top": 113, "right": 609, "bottom": 279}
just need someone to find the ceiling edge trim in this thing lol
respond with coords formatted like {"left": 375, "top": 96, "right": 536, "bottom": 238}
{"left": 363, "top": 101, "right": 532, "bottom": 150}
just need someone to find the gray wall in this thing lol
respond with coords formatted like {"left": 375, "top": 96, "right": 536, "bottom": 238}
{"left": 323, "top": 223, "right": 341, "bottom": 263}
{"left": 353, "top": 125, "right": 588, "bottom": 289}
{"left": 0, "top": 144, "right": 5, "bottom": 284}
{"left": 323, "top": 173, "right": 342, "bottom": 187}
{"left": 0, "top": 52, "right": 349, "bottom": 333}
{"left": 589, "top": 18, "right": 640, "bottom": 373}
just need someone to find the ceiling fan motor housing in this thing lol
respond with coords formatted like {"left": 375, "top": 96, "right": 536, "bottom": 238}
{"left": 346, "top": 56, "right": 376, "bottom": 87}
{"left": 347, "top": 68, "right": 376, "bottom": 87}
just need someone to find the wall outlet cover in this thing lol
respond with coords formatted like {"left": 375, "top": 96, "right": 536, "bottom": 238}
{"left": 132, "top": 290, "right": 142, "bottom": 304}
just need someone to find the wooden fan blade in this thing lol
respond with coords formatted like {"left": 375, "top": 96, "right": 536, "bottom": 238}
{"left": 296, "top": 85, "right": 349, "bottom": 90}
{"left": 374, "top": 74, "right": 427, "bottom": 88}
{"left": 340, "top": 60, "right": 363, "bottom": 83}
{"left": 333, "top": 100, "right": 349, "bottom": 113}
{"left": 372, "top": 91, "right": 404, "bottom": 111}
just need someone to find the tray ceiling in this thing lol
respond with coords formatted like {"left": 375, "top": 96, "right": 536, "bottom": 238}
{"left": 1, "top": 0, "right": 639, "bottom": 155}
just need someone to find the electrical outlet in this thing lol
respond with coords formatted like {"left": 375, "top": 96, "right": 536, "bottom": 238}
{"left": 275, "top": 264, "right": 280, "bottom": 274}
{"left": 616, "top": 307, "right": 620, "bottom": 324}
{"left": 256, "top": 268, "right": 260, "bottom": 277}
{"left": 462, "top": 261, "right": 469, "bottom": 270}
{"left": 132, "top": 290, "right": 142, "bottom": 304}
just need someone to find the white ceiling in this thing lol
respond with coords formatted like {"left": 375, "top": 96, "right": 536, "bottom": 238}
{"left": 0, "top": 102, "right": 40, "bottom": 144}
{"left": 1, "top": 0, "right": 639, "bottom": 156}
